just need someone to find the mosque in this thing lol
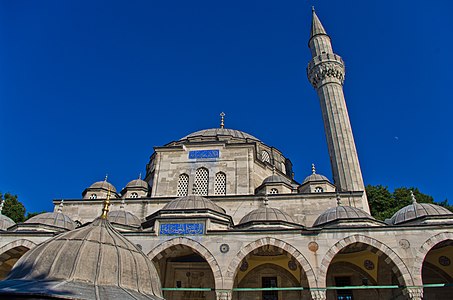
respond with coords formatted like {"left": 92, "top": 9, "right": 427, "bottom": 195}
{"left": 0, "top": 9, "right": 452, "bottom": 300}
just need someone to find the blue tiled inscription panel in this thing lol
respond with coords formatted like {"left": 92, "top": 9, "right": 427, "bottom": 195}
{"left": 189, "top": 150, "right": 219, "bottom": 159}
{"left": 159, "top": 223, "right": 204, "bottom": 235}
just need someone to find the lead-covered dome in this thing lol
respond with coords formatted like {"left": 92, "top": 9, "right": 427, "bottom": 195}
{"left": 263, "top": 174, "right": 292, "bottom": 185}
{"left": 181, "top": 128, "right": 260, "bottom": 142}
{"left": 108, "top": 209, "right": 142, "bottom": 229}
{"left": 163, "top": 195, "right": 225, "bottom": 214}
{"left": 25, "top": 211, "right": 76, "bottom": 231}
{"left": 0, "top": 214, "right": 15, "bottom": 231}
{"left": 126, "top": 178, "right": 149, "bottom": 189}
{"left": 313, "top": 205, "right": 376, "bottom": 227}
{"left": 0, "top": 217, "right": 163, "bottom": 299}
{"left": 389, "top": 202, "right": 452, "bottom": 225}
{"left": 89, "top": 180, "right": 117, "bottom": 193}
{"left": 239, "top": 206, "right": 295, "bottom": 224}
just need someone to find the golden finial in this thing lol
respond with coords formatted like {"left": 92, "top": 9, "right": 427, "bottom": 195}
{"left": 101, "top": 188, "right": 111, "bottom": 219}
{"left": 220, "top": 112, "right": 225, "bottom": 129}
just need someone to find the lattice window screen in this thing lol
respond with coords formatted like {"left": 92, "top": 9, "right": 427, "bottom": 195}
{"left": 269, "top": 188, "right": 279, "bottom": 194}
{"left": 130, "top": 192, "right": 139, "bottom": 198}
{"left": 193, "top": 168, "right": 209, "bottom": 196}
{"left": 261, "top": 150, "right": 271, "bottom": 163}
{"left": 177, "top": 174, "right": 189, "bottom": 196}
{"left": 214, "top": 172, "right": 226, "bottom": 195}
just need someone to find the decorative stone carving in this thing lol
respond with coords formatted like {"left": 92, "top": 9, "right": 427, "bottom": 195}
{"left": 308, "top": 241, "right": 319, "bottom": 252}
{"left": 215, "top": 290, "right": 232, "bottom": 300}
{"left": 310, "top": 289, "right": 327, "bottom": 300}
{"left": 399, "top": 239, "right": 410, "bottom": 249}
{"left": 307, "top": 61, "right": 345, "bottom": 89}
{"left": 403, "top": 287, "right": 423, "bottom": 300}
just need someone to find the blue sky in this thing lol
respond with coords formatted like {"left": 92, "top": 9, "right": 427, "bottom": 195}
{"left": 0, "top": 1, "right": 452, "bottom": 213}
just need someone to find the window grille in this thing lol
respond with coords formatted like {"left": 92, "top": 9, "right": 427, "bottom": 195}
{"left": 214, "top": 172, "right": 226, "bottom": 195}
{"left": 261, "top": 150, "right": 270, "bottom": 163}
{"left": 89, "top": 194, "right": 97, "bottom": 199}
{"left": 177, "top": 174, "right": 189, "bottom": 197}
{"left": 269, "top": 188, "right": 278, "bottom": 194}
{"left": 193, "top": 168, "right": 209, "bottom": 196}
{"left": 130, "top": 192, "right": 139, "bottom": 198}
{"left": 314, "top": 187, "right": 324, "bottom": 193}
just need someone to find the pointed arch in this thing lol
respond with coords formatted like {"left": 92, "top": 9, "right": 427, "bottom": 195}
{"left": 412, "top": 231, "right": 453, "bottom": 285}
{"left": 224, "top": 237, "right": 317, "bottom": 290}
{"left": 317, "top": 234, "right": 414, "bottom": 288}
{"left": 147, "top": 237, "right": 223, "bottom": 289}
{"left": 193, "top": 167, "right": 209, "bottom": 196}
{"left": 176, "top": 173, "right": 189, "bottom": 196}
{"left": 0, "top": 239, "right": 37, "bottom": 279}
{"left": 0, "top": 239, "right": 37, "bottom": 257}
{"left": 214, "top": 172, "right": 226, "bottom": 195}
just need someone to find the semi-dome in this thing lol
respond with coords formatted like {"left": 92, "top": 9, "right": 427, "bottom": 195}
{"left": 180, "top": 128, "right": 260, "bottom": 141}
{"left": 389, "top": 202, "right": 452, "bottom": 225}
{"left": 0, "top": 216, "right": 163, "bottom": 299}
{"left": 163, "top": 195, "right": 226, "bottom": 214}
{"left": 239, "top": 206, "right": 296, "bottom": 224}
{"left": 89, "top": 180, "right": 117, "bottom": 193}
{"left": 313, "top": 205, "right": 375, "bottom": 227}
{"left": 25, "top": 211, "right": 76, "bottom": 231}
{"left": 126, "top": 178, "right": 149, "bottom": 189}
{"left": 263, "top": 174, "right": 292, "bottom": 185}
{"left": 108, "top": 209, "right": 142, "bottom": 229}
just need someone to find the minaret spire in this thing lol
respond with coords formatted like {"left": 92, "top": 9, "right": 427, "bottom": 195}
{"left": 306, "top": 9, "right": 369, "bottom": 213}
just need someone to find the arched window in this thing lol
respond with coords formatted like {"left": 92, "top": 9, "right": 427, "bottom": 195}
{"left": 177, "top": 173, "right": 189, "bottom": 197}
{"left": 193, "top": 167, "right": 209, "bottom": 196}
{"left": 214, "top": 172, "right": 226, "bottom": 195}
{"left": 261, "top": 150, "right": 270, "bottom": 163}
{"left": 130, "top": 192, "right": 139, "bottom": 198}
{"left": 89, "top": 194, "right": 97, "bottom": 199}
{"left": 314, "top": 187, "right": 324, "bottom": 193}
{"left": 269, "top": 188, "right": 278, "bottom": 194}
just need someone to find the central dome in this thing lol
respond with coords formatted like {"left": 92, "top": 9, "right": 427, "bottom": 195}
{"left": 180, "top": 128, "right": 260, "bottom": 142}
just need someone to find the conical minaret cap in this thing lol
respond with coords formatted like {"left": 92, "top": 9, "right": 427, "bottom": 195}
{"left": 310, "top": 8, "right": 328, "bottom": 40}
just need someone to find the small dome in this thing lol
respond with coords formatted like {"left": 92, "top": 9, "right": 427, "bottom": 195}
{"left": 89, "top": 180, "right": 117, "bottom": 193}
{"left": 239, "top": 207, "right": 296, "bottom": 224}
{"left": 126, "top": 178, "right": 149, "bottom": 190}
{"left": 181, "top": 128, "right": 260, "bottom": 141}
{"left": 25, "top": 211, "right": 76, "bottom": 231}
{"left": 163, "top": 195, "right": 225, "bottom": 214}
{"left": 0, "top": 214, "right": 15, "bottom": 231}
{"left": 0, "top": 217, "right": 162, "bottom": 299}
{"left": 389, "top": 202, "right": 453, "bottom": 225}
{"left": 313, "top": 206, "right": 375, "bottom": 227}
{"left": 302, "top": 164, "right": 330, "bottom": 184}
{"left": 263, "top": 174, "right": 292, "bottom": 185}
{"left": 108, "top": 210, "right": 142, "bottom": 228}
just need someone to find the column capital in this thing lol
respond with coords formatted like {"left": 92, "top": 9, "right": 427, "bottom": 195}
{"left": 215, "top": 289, "right": 232, "bottom": 300}
{"left": 403, "top": 287, "right": 423, "bottom": 300}
{"left": 310, "top": 289, "right": 327, "bottom": 300}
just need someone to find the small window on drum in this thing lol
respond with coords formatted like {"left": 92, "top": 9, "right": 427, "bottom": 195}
{"left": 89, "top": 194, "right": 97, "bottom": 199}
{"left": 130, "top": 192, "right": 139, "bottom": 198}
{"left": 269, "top": 188, "right": 278, "bottom": 194}
{"left": 314, "top": 187, "right": 324, "bottom": 193}
{"left": 177, "top": 173, "right": 189, "bottom": 197}
{"left": 261, "top": 150, "right": 270, "bottom": 163}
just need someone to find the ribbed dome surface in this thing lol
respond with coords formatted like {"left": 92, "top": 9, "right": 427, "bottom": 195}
{"left": 181, "top": 128, "right": 259, "bottom": 141}
{"left": 303, "top": 173, "right": 330, "bottom": 184}
{"left": 89, "top": 180, "right": 117, "bottom": 193}
{"left": 313, "top": 206, "right": 375, "bottom": 227}
{"left": 0, "top": 218, "right": 162, "bottom": 299}
{"left": 126, "top": 179, "right": 149, "bottom": 189}
{"left": 263, "top": 175, "right": 292, "bottom": 185}
{"left": 163, "top": 195, "right": 225, "bottom": 214}
{"left": 108, "top": 210, "right": 142, "bottom": 228}
{"left": 390, "top": 203, "right": 453, "bottom": 225}
{"left": 239, "top": 207, "right": 295, "bottom": 224}
{"left": 25, "top": 211, "right": 76, "bottom": 230}
{"left": 0, "top": 214, "right": 15, "bottom": 230}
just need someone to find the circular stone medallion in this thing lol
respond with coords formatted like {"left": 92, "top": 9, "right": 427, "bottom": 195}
{"left": 439, "top": 256, "right": 451, "bottom": 266}
{"left": 308, "top": 241, "right": 319, "bottom": 252}
{"left": 240, "top": 260, "right": 249, "bottom": 272}
{"left": 399, "top": 239, "right": 410, "bottom": 249}
{"left": 288, "top": 259, "right": 298, "bottom": 271}
{"left": 220, "top": 243, "right": 230, "bottom": 253}
{"left": 364, "top": 259, "right": 375, "bottom": 270}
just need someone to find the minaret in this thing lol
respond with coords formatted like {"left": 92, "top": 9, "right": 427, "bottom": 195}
{"left": 306, "top": 8, "right": 369, "bottom": 212}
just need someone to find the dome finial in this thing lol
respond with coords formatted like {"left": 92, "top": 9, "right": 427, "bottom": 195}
{"left": 120, "top": 198, "right": 125, "bottom": 209}
{"left": 104, "top": 174, "right": 108, "bottom": 182}
{"left": 410, "top": 190, "right": 417, "bottom": 204}
{"left": 312, "top": 5, "right": 315, "bottom": 13}
{"left": 0, "top": 199, "right": 4, "bottom": 215}
{"left": 263, "top": 197, "right": 269, "bottom": 207}
{"left": 138, "top": 173, "right": 142, "bottom": 180}
{"left": 220, "top": 112, "right": 225, "bottom": 128}
{"left": 336, "top": 194, "right": 342, "bottom": 206}
{"left": 101, "top": 188, "right": 111, "bottom": 219}
{"left": 57, "top": 199, "right": 64, "bottom": 213}
{"left": 312, "top": 163, "right": 316, "bottom": 174}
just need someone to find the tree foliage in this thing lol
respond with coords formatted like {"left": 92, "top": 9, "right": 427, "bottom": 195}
{"left": 366, "top": 185, "right": 450, "bottom": 221}
{"left": 0, "top": 192, "right": 26, "bottom": 223}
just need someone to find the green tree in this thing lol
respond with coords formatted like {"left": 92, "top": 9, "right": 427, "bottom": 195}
{"left": 0, "top": 192, "right": 26, "bottom": 223}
